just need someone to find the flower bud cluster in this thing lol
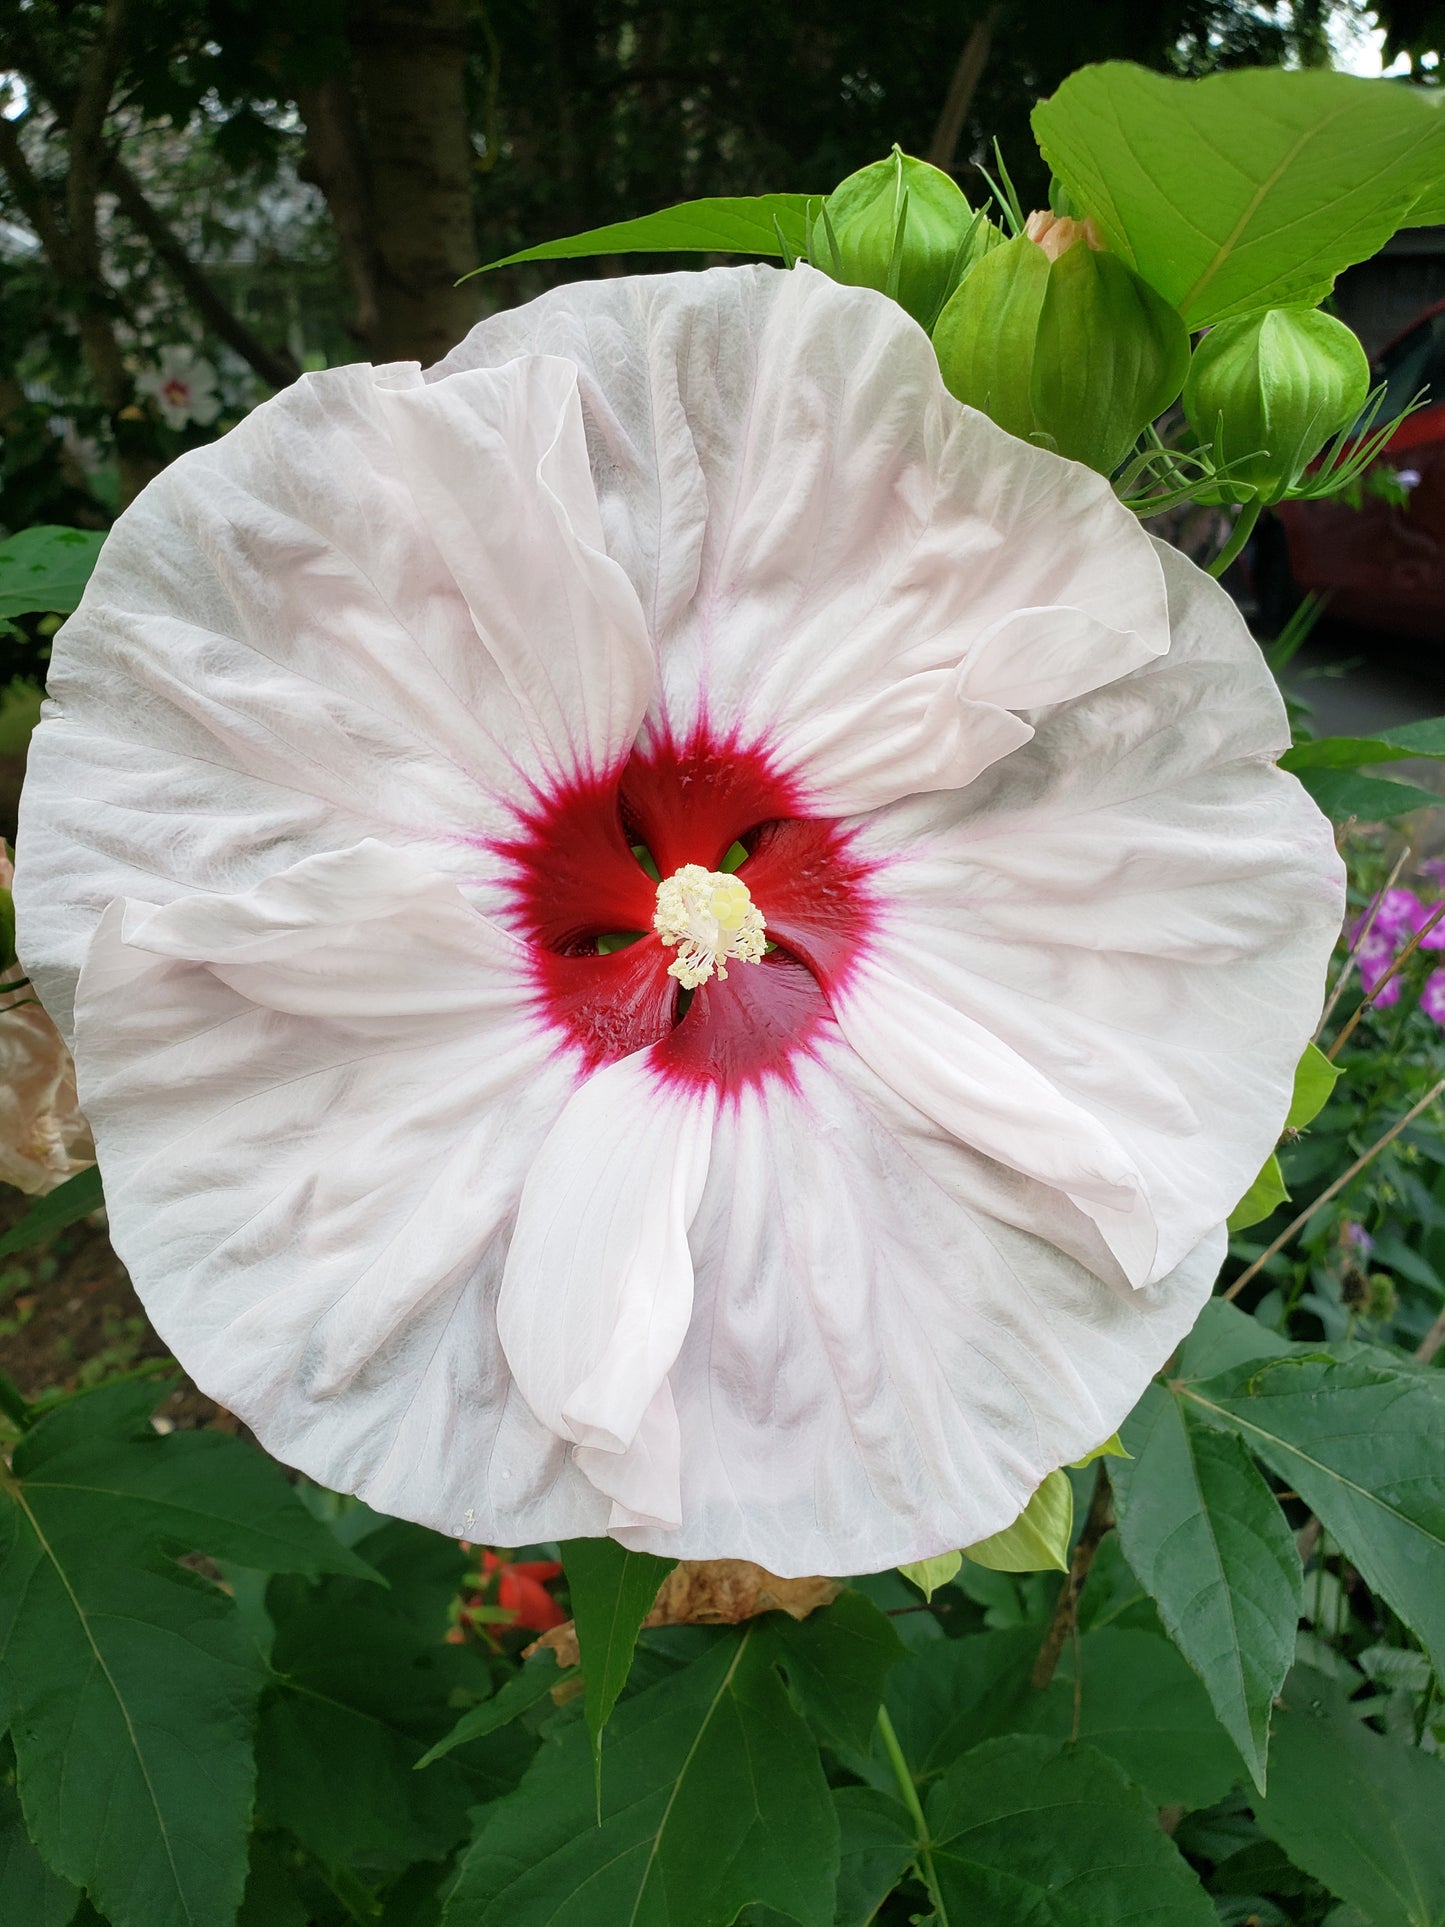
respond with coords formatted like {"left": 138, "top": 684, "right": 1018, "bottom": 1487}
{"left": 930, "top": 207, "right": 1190, "bottom": 474}
{"left": 808, "top": 146, "right": 991, "bottom": 330}
{"left": 814, "top": 150, "right": 1377, "bottom": 501}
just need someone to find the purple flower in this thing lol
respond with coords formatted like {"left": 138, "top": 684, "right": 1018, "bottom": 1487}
{"left": 1340, "top": 1220, "right": 1374, "bottom": 1256}
{"left": 1359, "top": 943, "right": 1402, "bottom": 1005}
{"left": 1375, "top": 888, "right": 1424, "bottom": 939}
{"left": 1422, "top": 969, "right": 1445, "bottom": 1025}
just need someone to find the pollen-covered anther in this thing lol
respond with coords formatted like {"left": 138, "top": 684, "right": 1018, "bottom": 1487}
{"left": 653, "top": 863, "right": 767, "bottom": 989}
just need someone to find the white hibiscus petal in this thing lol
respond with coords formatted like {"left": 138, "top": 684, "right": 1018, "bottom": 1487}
{"left": 848, "top": 542, "right": 1345, "bottom": 1283}
{"left": 377, "top": 358, "right": 653, "bottom": 781}
{"left": 496, "top": 1050, "right": 717, "bottom": 1531}
{"left": 830, "top": 959, "right": 1158, "bottom": 1285}
{"left": 113, "top": 839, "right": 521, "bottom": 1022}
{"left": 778, "top": 678, "right": 1034, "bottom": 819}
{"left": 607, "top": 1046, "right": 1217, "bottom": 1575}
{"left": 434, "top": 263, "right": 1167, "bottom": 805}
{"left": 70, "top": 844, "right": 586, "bottom": 1521}
{"left": 14, "top": 354, "right": 631, "bottom": 1042}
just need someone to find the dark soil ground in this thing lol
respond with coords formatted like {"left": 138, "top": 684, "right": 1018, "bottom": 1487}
{"left": 0, "top": 1191, "right": 226, "bottom": 1428}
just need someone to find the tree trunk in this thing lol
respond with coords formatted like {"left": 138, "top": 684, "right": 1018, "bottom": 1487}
{"left": 297, "top": 70, "right": 382, "bottom": 349}
{"left": 928, "top": 8, "right": 1001, "bottom": 174}
{"left": 350, "top": 0, "right": 482, "bottom": 365}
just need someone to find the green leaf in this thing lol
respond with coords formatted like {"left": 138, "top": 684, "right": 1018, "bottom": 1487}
{"left": 235, "top": 1835, "right": 312, "bottom": 1927}
{"left": 1177, "top": 1298, "right": 1290, "bottom": 1381}
{"left": 472, "top": 194, "right": 813, "bottom": 276}
{"left": 926, "top": 1736, "right": 1216, "bottom": 1923}
{"left": 1110, "top": 1381, "right": 1301, "bottom": 1792}
{"left": 0, "top": 1410, "right": 265, "bottom": 1926}
{"left": 1033, "top": 65, "right": 1445, "bottom": 327}
{"left": 0, "top": 527, "right": 105, "bottom": 619}
{"left": 1287, "top": 1043, "right": 1341, "bottom": 1132}
{"left": 0, "top": 1779, "right": 79, "bottom": 1927}
{"left": 1280, "top": 737, "right": 1420, "bottom": 772}
{"left": 1037, "top": 1627, "right": 1246, "bottom": 1810}
{"left": 0, "top": 1166, "right": 103, "bottom": 1260}
{"left": 883, "top": 1628, "right": 1040, "bottom": 1787}
{"left": 15, "top": 1406, "right": 379, "bottom": 1581}
{"left": 443, "top": 1625, "right": 839, "bottom": 1927}
{"left": 898, "top": 1552, "right": 962, "bottom": 1600}
{"left": 417, "top": 1653, "right": 577, "bottom": 1768}
{"left": 1376, "top": 715, "right": 1445, "bottom": 757}
{"left": 1228, "top": 1153, "right": 1290, "bottom": 1232}
{"left": 1253, "top": 1667, "right": 1445, "bottom": 1927}
{"left": 882, "top": 1623, "right": 1241, "bottom": 1810}
{"left": 962, "top": 1467, "right": 1072, "bottom": 1572}
{"left": 559, "top": 1537, "right": 673, "bottom": 1768}
{"left": 832, "top": 1787, "right": 916, "bottom": 1927}
{"left": 757, "top": 1589, "right": 907, "bottom": 1754}
{"left": 1406, "top": 168, "right": 1445, "bottom": 228}
{"left": 1291, "top": 767, "right": 1439, "bottom": 822}
{"left": 1070, "top": 1430, "right": 1129, "bottom": 1469}
{"left": 0, "top": 1383, "right": 376, "bottom": 1927}
{"left": 1282, "top": 717, "right": 1445, "bottom": 772}
{"left": 1183, "top": 1350, "right": 1445, "bottom": 1683}
{"left": 256, "top": 1578, "right": 532, "bottom": 1872}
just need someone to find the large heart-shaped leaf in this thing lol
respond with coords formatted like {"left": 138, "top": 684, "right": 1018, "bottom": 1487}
{"left": 1255, "top": 1667, "right": 1445, "bottom": 1927}
{"left": 1111, "top": 1379, "right": 1301, "bottom": 1792}
{"left": 1033, "top": 64, "right": 1445, "bottom": 326}
{"left": 926, "top": 1736, "right": 1216, "bottom": 1924}
{"left": 1184, "top": 1349, "right": 1445, "bottom": 1683}
{"left": 0, "top": 1382, "right": 372, "bottom": 1927}
{"left": 444, "top": 1621, "right": 838, "bottom": 1927}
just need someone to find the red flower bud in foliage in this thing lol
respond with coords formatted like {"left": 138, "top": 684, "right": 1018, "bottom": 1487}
{"left": 479, "top": 1549, "right": 566, "bottom": 1632}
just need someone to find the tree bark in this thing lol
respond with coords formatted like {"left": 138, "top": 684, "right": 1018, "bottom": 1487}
{"left": 928, "top": 7, "right": 1001, "bottom": 174}
{"left": 350, "top": 0, "right": 482, "bottom": 364}
{"left": 297, "top": 70, "right": 382, "bottom": 349}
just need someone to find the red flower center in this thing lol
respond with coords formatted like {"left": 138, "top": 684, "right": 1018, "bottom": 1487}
{"left": 496, "top": 726, "right": 879, "bottom": 1096}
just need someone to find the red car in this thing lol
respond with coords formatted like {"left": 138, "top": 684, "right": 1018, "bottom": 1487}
{"left": 1270, "top": 300, "right": 1445, "bottom": 638}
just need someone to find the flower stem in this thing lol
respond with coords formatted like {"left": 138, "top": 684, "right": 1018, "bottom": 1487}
{"left": 1225, "top": 1075, "right": 1445, "bottom": 1300}
{"left": 1206, "top": 498, "right": 1262, "bottom": 578}
{"left": 1031, "top": 1461, "right": 1113, "bottom": 1691}
{"left": 876, "top": 1703, "right": 950, "bottom": 1926}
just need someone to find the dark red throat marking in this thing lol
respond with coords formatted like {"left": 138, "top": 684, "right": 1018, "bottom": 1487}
{"left": 494, "top": 724, "right": 879, "bottom": 1097}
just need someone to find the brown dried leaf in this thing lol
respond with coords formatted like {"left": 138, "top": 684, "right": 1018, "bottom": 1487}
{"left": 522, "top": 1558, "right": 839, "bottom": 1672}
{"left": 645, "top": 1559, "right": 840, "bottom": 1627}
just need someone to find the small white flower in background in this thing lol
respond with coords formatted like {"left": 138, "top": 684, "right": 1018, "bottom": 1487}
{"left": 15, "top": 265, "right": 1344, "bottom": 1574}
{"left": 135, "top": 345, "right": 223, "bottom": 431}
{"left": 0, "top": 853, "right": 93, "bottom": 1196}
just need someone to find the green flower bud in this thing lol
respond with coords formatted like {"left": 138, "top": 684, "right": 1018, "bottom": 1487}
{"left": 1366, "top": 1271, "right": 1398, "bottom": 1322}
{"left": 931, "top": 213, "right": 1189, "bottom": 474}
{"left": 814, "top": 146, "right": 981, "bottom": 330}
{"left": 1182, "top": 307, "right": 1370, "bottom": 505}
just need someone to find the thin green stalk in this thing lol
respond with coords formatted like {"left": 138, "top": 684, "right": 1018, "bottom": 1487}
{"left": 876, "top": 1704, "right": 950, "bottom": 1925}
{"left": 1207, "top": 497, "right": 1262, "bottom": 578}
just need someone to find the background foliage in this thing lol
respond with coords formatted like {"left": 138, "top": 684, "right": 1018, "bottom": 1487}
{"left": 4, "top": 7, "right": 1445, "bottom": 1927}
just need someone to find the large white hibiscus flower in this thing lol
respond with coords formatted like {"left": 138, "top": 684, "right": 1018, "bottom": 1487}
{"left": 15, "top": 265, "right": 1343, "bottom": 1575}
